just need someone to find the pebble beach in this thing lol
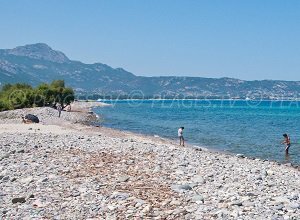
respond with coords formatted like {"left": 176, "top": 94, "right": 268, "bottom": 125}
{"left": 0, "top": 102, "right": 299, "bottom": 219}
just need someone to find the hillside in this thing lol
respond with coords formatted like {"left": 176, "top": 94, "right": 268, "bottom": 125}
{"left": 0, "top": 43, "right": 299, "bottom": 99}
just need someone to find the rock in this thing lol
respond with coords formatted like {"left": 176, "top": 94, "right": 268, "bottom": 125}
{"left": 32, "top": 199, "right": 45, "bottom": 208}
{"left": 256, "top": 175, "right": 263, "bottom": 180}
{"left": 107, "top": 205, "right": 116, "bottom": 211}
{"left": 242, "top": 201, "right": 255, "bottom": 207}
{"left": 191, "top": 175, "right": 206, "bottom": 184}
{"left": 173, "top": 208, "right": 186, "bottom": 215}
{"left": 142, "top": 205, "right": 152, "bottom": 213}
{"left": 19, "top": 176, "right": 34, "bottom": 184}
{"left": 12, "top": 197, "right": 26, "bottom": 204}
{"left": 191, "top": 195, "right": 204, "bottom": 203}
{"left": 17, "top": 149, "right": 25, "bottom": 153}
{"left": 0, "top": 154, "right": 10, "bottom": 161}
{"left": 171, "top": 184, "right": 192, "bottom": 192}
{"left": 134, "top": 199, "right": 145, "bottom": 205}
{"left": 185, "top": 205, "right": 198, "bottom": 213}
{"left": 246, "top": 192, "right": 257, "bottom": 197}
{"left": 236, "top": 154, "right": 245, "bottom": 158}
{"left": 38, "top": 177, "right": 48, "bottom": 183}
{"left": 160, "top": 199, "right": 171, "bottom": 207}
{"left": 111, "top": 192, "right": 129, "bottom": 201}
{"left": 274, "top": 204, "right": 284, "bottom": 210}
{"left": 72, "top": 191, "right": 80, "bottom": 197}
{"left": 2, "top": 176, "right": 9, "bottom": 181}
{"left": 153, "top": 166, "right": 161, "bottom": 172}
{"left": 273, "top": 196, "right": 290, "bottom": 204}
{"left": 117, "top": 176, "right": 130, "bottom": 183}
{"left": 289, "top": 203, "right": 300, "bottom": 209}
{"left": 231, "top": 210, "right": 240, "bottom": 218}
{"left": 170, "top": 199, "right": 182, "bottom": 206}
{"left": 230, "top": 201, "right": 243, "bottom": 206}
{"left": 261, "top": 170, "right": 268, "bottom": 176}
{"left": 126, "top": 160, "right": 135, "bottom": 165}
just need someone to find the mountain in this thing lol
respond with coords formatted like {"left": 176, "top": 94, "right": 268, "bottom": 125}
{"left": 0, "top": 43, "right": 300, "bottom": 99}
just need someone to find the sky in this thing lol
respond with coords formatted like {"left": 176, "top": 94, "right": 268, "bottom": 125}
{"left": 0, "top": 0, "right": 299, "bottom": 80}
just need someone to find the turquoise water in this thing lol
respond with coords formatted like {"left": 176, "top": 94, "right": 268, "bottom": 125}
{"left": 94, "top": 100, "right": 300, "bottom": 165}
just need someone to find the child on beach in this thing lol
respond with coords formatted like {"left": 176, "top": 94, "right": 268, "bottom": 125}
{"left": 178, "top": 127, "right": 185, "bottom": 146}
{"left": 282, "top": 133, "right": 291, "bottom": 154}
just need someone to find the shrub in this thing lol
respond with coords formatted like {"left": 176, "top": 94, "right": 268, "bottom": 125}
{"left": 0, "top": 80, "right": 75, "bottom": 111}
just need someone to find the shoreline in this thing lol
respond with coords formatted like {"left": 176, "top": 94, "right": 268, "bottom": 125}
{"left": 90, "top": 121, "right": 300, "bottom": 170}
{"left": 1, "top": 104, "right": 299, "bottom": 219}
{"left": 90, "top": 106, "right": 300, "bottom": 169}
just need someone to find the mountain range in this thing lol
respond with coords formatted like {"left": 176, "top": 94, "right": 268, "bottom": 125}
{"left": 0, "top": 43, "right": 299, "bottom": 99}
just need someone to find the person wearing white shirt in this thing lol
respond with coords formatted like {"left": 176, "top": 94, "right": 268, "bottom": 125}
{"left": 178, "top": 127, "right": 185, "bottom": 146}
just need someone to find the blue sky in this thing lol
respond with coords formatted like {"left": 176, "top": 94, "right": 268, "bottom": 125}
{"left": 0, "top": 0, "right": 299, "bottom": 80}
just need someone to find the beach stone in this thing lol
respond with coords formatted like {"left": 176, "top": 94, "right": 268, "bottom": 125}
{"left": 107, "top": 205, "right": 116, "bottom": 211}
{"left": 117, "top": 176, "right": 130, "bottom": 182}
{"left": 192, "top": 195, "right": 204, "bottom": 203}
{"left": 0, "top": 154, "right": 10, "bottom": 161}
{"left": 261, "top": 170, "right": 268, "bottom": 176}
{"left": 242, "top": 201, "right": 255, "bottom": 207}
{"left": 236, "top": 154, "right": 245, "bottom": 158}
{"left": 230, "top": 201, "right": 243, "bottom": 206}
{"left": 111, "top": 192, "right": 129, "bottom": 201}
{"left": 256, "top": 175, "right": 263, "bottom": 180}
{"left": 39, "top": 177, "right": 48, "bottom": 182}
{"left": 185, "top": 205, "right": 198, "bottom": 213}
{"left": 134, "top": 199, "right": 145, "bottom": 205}
{"left": 231, "top": 210, "right": 240, "bottom": 218}
{"left": 273, "top": 196, "right": 290, "bottom": 204}
{"left": 171, "top": 184, "right": 192, "bottom": 192}
{"left": 142, "top": 205, "right": 152, "bottom": 214}
{"left": 17, "top": 149, "right": 25, "bottom": 153}
{"left": 32, "top": 199, "right": 45, "bottom": 208}
{"left": 2, "top": 176, "right": 9, "bottom": 181}
{"left": 72, "top": 191, "right": 80, "bottom": 197}
{"left": 191, "top": 175, "right": 206, "bottom": 184}
{"left": 274, "top": 204, "right": 284, "bottom": 210}
{"left": 160, "top": 199, "right": 171, "bottom": 207}
{"left": 19, "top": 176, "right": 34, "bottom": 184}
{"left": 170, "top": 199, "right": 182, "bottom": 206}
{"left": 288, "top": 203, "right": 300, "bottom": 209}
{"left": 173, "top": 208, "right": 186, "bottom": 215}
{"left": 12, "top": 197, "right": 26, "bottom": 204}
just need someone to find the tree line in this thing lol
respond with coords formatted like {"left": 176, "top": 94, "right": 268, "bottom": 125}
{"left": 0, "top": 80, "right": 74, "bottom": 111}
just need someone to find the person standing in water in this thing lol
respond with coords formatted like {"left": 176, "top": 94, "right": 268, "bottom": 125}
{"left": 281, "top": 133, "right": 291, "bottom": 154}
{"left": 178, "top": 127, "right": 185, "bottom": 146}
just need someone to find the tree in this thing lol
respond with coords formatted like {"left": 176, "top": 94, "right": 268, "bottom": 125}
{"left": 49, "top": 80, "right": 74, "bottom": 108}
{"left": 0, "top": 80, "right": 75, "bottom": 111}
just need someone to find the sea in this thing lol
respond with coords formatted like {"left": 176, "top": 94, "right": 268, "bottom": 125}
{"left": 93, "top": 99, "right": 300, "bottom": 165}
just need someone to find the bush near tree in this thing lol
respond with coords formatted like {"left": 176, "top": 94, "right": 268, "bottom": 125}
{"left": 0, "top": 80, "right": 74, "bottom": 111}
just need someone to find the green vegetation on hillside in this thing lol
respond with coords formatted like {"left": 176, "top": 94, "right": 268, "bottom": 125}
{"left": 0, "top": 80, "right": 74, "bottom": 111}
